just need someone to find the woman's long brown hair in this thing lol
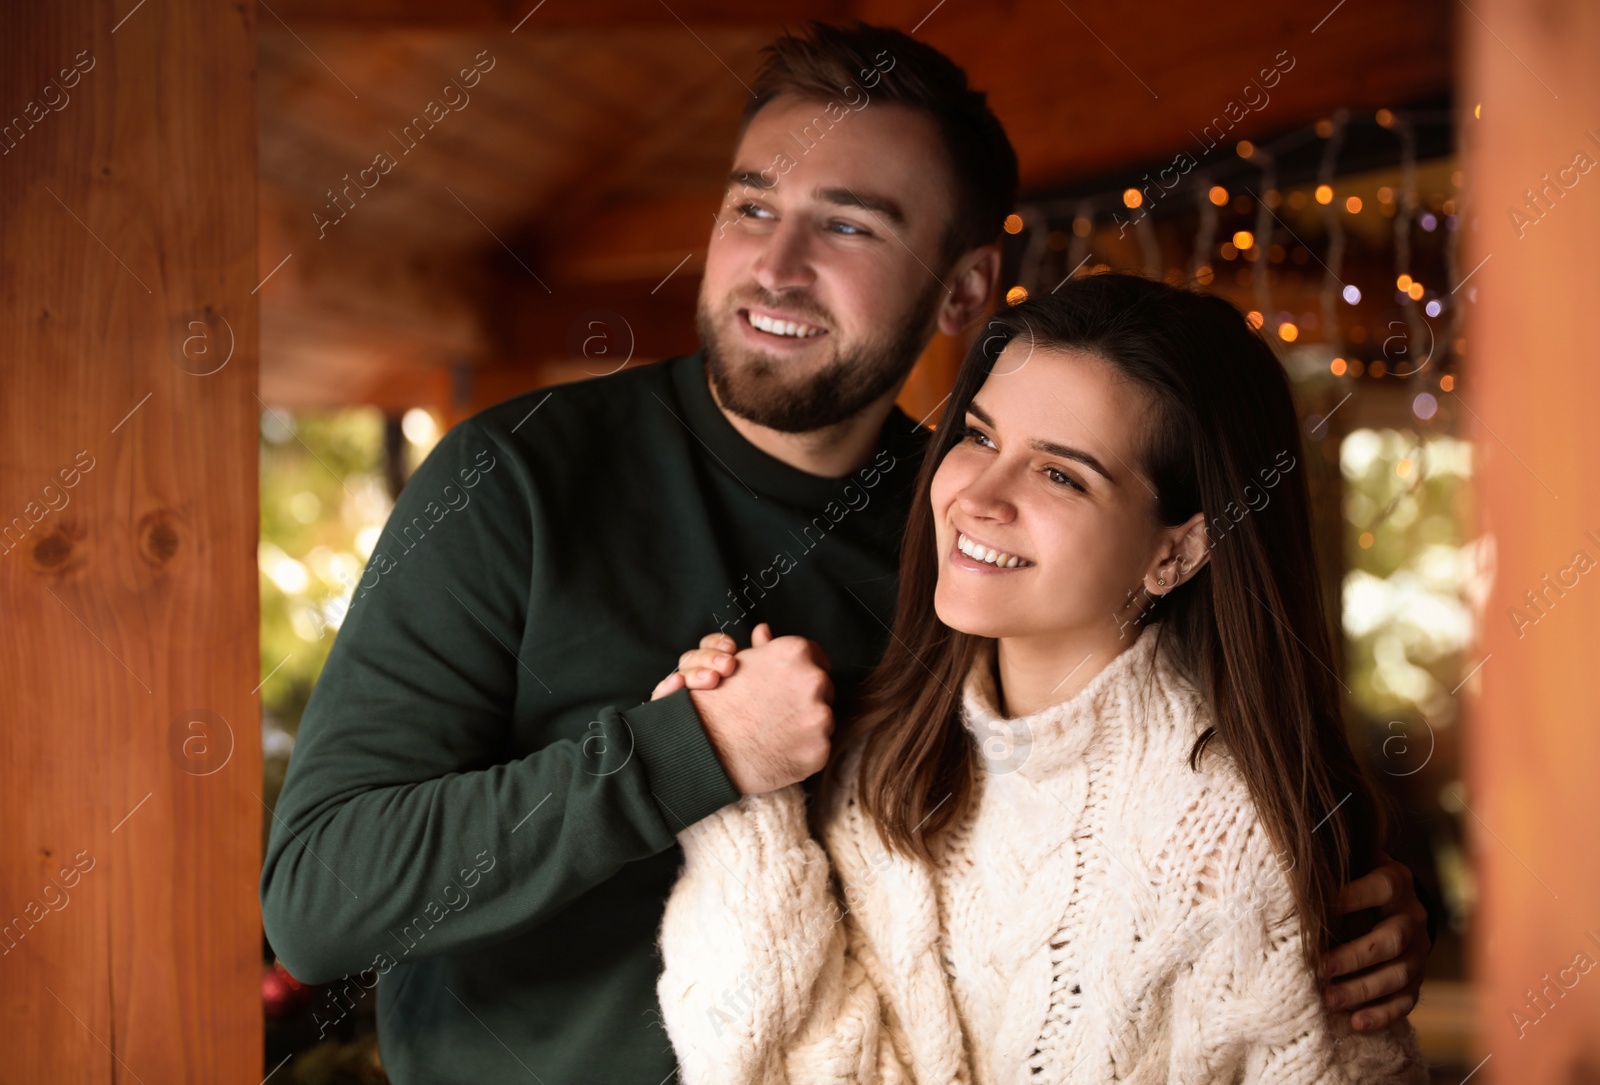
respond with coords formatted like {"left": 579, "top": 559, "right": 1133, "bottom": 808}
{"left": 820, "top": 271, "right": 1385, "bottom": 967}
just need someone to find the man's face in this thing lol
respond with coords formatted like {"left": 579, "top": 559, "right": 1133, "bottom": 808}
{"left": 697, "top": 94, "right": 959, "bottom": 433}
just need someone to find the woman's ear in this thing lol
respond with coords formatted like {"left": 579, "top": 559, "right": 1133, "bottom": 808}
{"left": 1142, "top": 512, "right": 1213, "bottom": 594}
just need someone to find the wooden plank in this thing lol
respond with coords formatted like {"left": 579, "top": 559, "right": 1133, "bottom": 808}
{"left": 0, "top": 0, "right": 262, "bottom": 1081}
{"left": 860, "top": 0, "right": 1452, "bottom": 185}
{"left": 1463, "top": 1, "right": 1600, "bottom": 1079}
{"left": 266, "top": 0, "right": 855, "bottom": 26}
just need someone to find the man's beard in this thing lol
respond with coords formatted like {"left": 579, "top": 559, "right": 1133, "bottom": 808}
{"left": 696, "top": 279, "right": 944, "bottom": 434}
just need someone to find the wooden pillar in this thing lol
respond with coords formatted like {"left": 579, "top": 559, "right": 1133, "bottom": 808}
{"left": 0, "top": 1, "right": 261, "bottom": 1082}
{"left": 1463, "top": 1, "right": 1600, "bottom": 1079}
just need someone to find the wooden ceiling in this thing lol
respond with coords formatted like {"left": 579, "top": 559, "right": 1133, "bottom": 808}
{"left": 257, "top": 0, "right": 1454, "bottom": 414}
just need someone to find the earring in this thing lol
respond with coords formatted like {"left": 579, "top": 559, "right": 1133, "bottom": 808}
{"left": 1157, "top": 577, "right": 1166, "bottom": 586}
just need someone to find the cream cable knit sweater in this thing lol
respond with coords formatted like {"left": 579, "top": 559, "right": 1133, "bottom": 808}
{"left": 656, "top": 626, "right": 1427, "bottom": 1084}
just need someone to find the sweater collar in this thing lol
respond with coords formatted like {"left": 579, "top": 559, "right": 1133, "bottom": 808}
{"left": 668, "top": 348, "right": 929, "bottom": 509}
{"left": 959, "top": 625, "right": 1174, "bottom": 780}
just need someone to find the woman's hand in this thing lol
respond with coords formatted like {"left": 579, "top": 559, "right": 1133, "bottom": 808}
{"left": 650, "top": 627, "right": 755, "bottom": 700}
{"left": 1319, "top": 852, "right": 1432, "bottom": 1030}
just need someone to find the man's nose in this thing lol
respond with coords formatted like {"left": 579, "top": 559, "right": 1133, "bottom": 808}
{"left": 753, "top": 217, "right": 816, "bottom": 293}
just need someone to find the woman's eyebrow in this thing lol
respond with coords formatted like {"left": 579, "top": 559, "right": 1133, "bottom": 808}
{"left": 965, "top": 401, "right": 1117, "bottom": 484}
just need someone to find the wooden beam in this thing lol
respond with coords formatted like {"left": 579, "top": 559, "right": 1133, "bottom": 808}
{"left": 860, "top": 0, "right": 1452, "bottom": 186}
{"left": 0, "top": 1, "right": 261, "bottom": 1081}
{"left": 267, "top": 0, "right": 854, "bottom": 27}
{"left": 1464, "top": 0, "right": 1600, "bottom": 1078}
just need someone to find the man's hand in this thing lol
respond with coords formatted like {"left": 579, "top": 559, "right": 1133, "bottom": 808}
{"left": 654, "top": 623, "right": 833, "bottom": 795}
{"left": 1320, "top": 852, "right": 1431, "bottom": 1031}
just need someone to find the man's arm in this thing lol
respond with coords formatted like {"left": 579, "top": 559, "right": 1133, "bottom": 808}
{"left": 259, "top": 417, "right": 739, "bottom": 984}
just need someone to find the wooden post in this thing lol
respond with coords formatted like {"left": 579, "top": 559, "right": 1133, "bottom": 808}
{"left": 0, "top": 1, "right": 261, "bottom": 1081}
{"left": 1463, "top": 1, "right": 1600, "bottom": 1079}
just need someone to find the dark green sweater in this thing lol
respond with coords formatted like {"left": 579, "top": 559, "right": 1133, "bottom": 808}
{"left": 260, "top": 349, "right": 930, "bottom": 1084}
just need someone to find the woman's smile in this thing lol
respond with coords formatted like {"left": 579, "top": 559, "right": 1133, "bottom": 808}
{"left": 950, "top": 529, "right": 1036, "bottom": 572}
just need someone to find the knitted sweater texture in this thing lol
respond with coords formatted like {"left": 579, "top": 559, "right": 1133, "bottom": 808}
{"left": 656, "top": 626, "right": 1428, "bottom": 1084}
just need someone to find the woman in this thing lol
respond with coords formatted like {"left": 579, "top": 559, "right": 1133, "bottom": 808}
{"left": 651, "top": 273, "right": 1427, "bottom": 1084}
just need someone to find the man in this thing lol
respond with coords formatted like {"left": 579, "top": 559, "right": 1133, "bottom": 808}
{"left": 260, "top": 20, "right": 1431, "bottom": 1083}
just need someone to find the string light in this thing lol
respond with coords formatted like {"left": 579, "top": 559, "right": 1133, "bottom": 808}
{"left": 1003, "top": 214, "right": 1024, "bottom": 234}
{"left": 1330, "top": 357, "right": 1348, "bottom": 376}
{"left": 1315, "top": 184, "right": 1334, "bottom": 205}
{"left": 1245, "top": 311, "right": 1264, "bottom": 330}
{"left": 1232, "top": 230, "right": 1254, "bottom": 250}
{"left": 1278, "top": 322, "right": 1299, "bottom": 342}
{"left": 1345, "top": 196, "right": 1363, "bottom": 213}
{"left": 1208, "top": 185, "right": 1229, "bottom": 206}
{"left": 1236, "top": 140, "right": 1254, "bottom": 158}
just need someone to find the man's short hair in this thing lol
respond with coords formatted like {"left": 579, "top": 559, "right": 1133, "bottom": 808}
{"left": 738, "top": 19, "right": 1019, "bottom": 274}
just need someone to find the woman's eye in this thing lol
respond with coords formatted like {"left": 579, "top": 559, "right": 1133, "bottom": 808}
{"left": 961, "top": 424, "right": 995, "bottom": 449}
{"left": 1045, "top": 466, "right": 1086, "bottom": 493}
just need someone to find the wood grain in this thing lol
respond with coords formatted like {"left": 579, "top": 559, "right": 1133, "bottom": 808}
{"left": 0, "top": 0, "right": 262, "bottom": 1081}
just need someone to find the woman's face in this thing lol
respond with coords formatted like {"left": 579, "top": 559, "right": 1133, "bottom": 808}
{"left": 930, "top": 341, "right": 1197, "bottom": 643}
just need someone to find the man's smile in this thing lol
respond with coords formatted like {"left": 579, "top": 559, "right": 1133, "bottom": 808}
{"left": 738, "top": 306, "right": 830, "bottom": 343}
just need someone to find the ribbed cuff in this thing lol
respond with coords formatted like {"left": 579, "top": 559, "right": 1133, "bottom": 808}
{"left": 623, "top": 687, "right": 742, "bottom": 833}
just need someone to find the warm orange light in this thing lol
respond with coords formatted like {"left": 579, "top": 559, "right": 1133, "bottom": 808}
{"left": 1073, "top": 216, "right": 1093, "bottom": 238}
{"left": 1208, "top": 185, "right": 1229, "bottom": 207}
{"left": 1278, "top": 322, "right": 1299, "bottom": 342}
{"left": 1408, "top": 282, "right": 1425, "bottom": 300}
{"left": 1123, "top": 188, "right": 1143, "bottom": 209}
{"left": 1397, "top": 274, "right": 1413, "bottom": 290}
{"left": 1359, "top": 531, "right": 1375, "bottom": 549}
{"left": 1003, "top": 213, "right": 1024, "bottom": 234}
{"left": 1232, "top": 230, "right": 1255, "bottom": 250}
{"left": 1345, "top": 196, "right": 1363, "bottom": 213}
{"left": 1330, "top": 357, "right": 1348, "bottom": 376}
{"left": 1315, "top": 118, "right": 1334, "bottom": 138}
{"left": 1245, "top": 310, "right": 1264, "bottom": 330}
{"left": 1315, "top": 185, "right": 1334, "bottom": 205}
{"left": 1006, "top": 285, "right": 1028, "bottom": 305}
{"left": 1220, "top": 242, "right": 1239, "bottom": 260}
{"left": 1376, "top": 108, "right": 1395, "bottom": 128}
{"left": 1236, "top": 140, "right": 1255, "bottom": 158}
{"left": 1440, "top": 374, "right": 1456, "bottom": 392}
{"left": 1195, "top": 265, "right": 1215, "bottom": 284}
{"left": 1377, "top": 186, "right": 1394, "bottom": 204}
{"left": 1371, "top": 360, "right": 1387, "bottom": 377}
{"left": 1396, "top": 458, "right": 1413, "bottom": 478}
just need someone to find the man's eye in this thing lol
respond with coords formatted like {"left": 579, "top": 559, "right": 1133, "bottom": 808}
{"left": 831, "top": 220, "right": 868, "bottom": 236}
{"left": 735, "top": 202, "right": 773, "bottom": 219}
